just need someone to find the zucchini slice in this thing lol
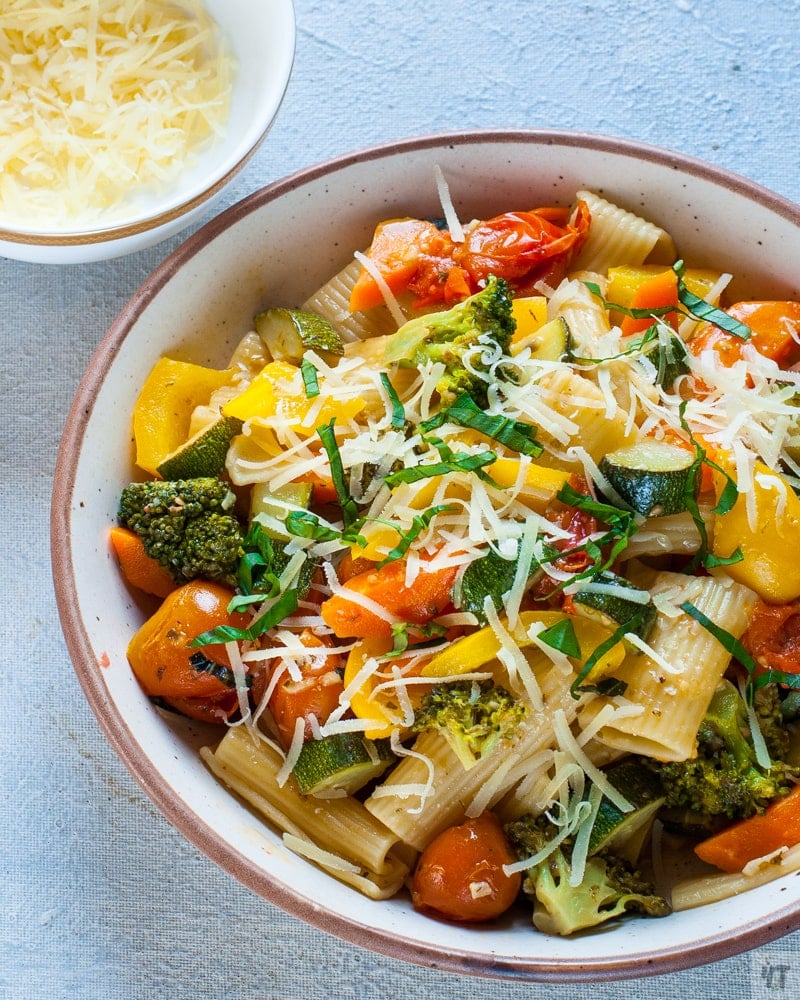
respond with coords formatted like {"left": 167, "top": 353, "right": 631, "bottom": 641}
{"left": 599, "top": 440, "right": 697, "bottom": 517}
{"left": 587, "top": 760, "right": 665, "bottom": 863}
{"left": 155, "top": 415, "right": 243, "bottom": 480}
{"left": 511, "top": 315, "right": 571, "bottom": 361}
{"left": 571, "top": 571, "right": 657, "bottom": 643}
{"left": 255, "top": 307, "right": 345, "bottom": 363}
{"left": 292, "top": 732, "right": 394, "bottom": 795}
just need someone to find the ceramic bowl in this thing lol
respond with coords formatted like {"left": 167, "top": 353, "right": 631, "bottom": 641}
{"left": 52, "top": 130, "right": 800, "bottom": 982}
{"left": 0, "top": 0, "right": 295, "bottom": 264}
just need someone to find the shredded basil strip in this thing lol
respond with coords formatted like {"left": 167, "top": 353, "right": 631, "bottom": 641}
{"left": 285, "top": 509, "right": 341, "bottom": 541}
{"left": 380, "top": 371, "right": 406, "bottom": 428}
{"left": 680, "top": 600, "right": 800, "bottom": 696}
{"left": 537, "top": 618, "right": 581, "bottom": 658}
{"left": 421, "top": 393, "right": 543, "bottom": 457}
{"left": 378, "top": 504, "right": 456, "bottom": 565}
{"left": 301, "top": 358, "right": 320, "bottom": 398}
{"left": 188, "top": 651, "right": 246, "bottom": 688}
{"left": 570, "top": 612, "right": 645, "bottom": 698}
{"left": 586, "top": 267, "right": 754, "bottom": 341}
{"left": 673, "top": 260, "right": 752, "bottom": 340}
{"left": 191, "top": 588, "right": 299, "bottom": 647}
{"left": 236, "top": 522, "right": 283, "bottom": 598}
{"left": 583, "top": 281, "right": 675, "bottom": 320}
{"left": 385, "top": 448, "right": 497, "bottom": 487}
{"left": 317, "top": 418, "right": 359, "bottom": 527}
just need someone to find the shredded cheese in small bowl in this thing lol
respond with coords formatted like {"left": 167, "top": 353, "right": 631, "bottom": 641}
{"left": 0, "top": 0, "right": 295, "bottom": 259}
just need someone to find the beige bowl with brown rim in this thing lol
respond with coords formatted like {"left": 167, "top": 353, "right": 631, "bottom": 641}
{"left": 52, "top": 130, "right": 800, "bottom": 982}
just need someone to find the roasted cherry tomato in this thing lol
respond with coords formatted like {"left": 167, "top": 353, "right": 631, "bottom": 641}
{"left": 127, "top": 580, "right": 251, "bottom": 723}
{"left": 411, "top": 812, "right": 521, "bottom": 923}
{"left": 263, "top": 629, "right": 346, "bottom": 748}
{"left": 741, "top": 599, "right": 800, "bottom": 677}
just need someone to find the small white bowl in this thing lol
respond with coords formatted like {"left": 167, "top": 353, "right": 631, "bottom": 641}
{"left": 52, "top": 130, "right": 800, "bottom": 981}
{"left": 0, "top": 0, "right": 295, "bottom": 264}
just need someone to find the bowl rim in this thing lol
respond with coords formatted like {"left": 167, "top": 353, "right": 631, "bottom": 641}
{"left": 0, "top": 0, "right": 296, "bottom": 247}
{"left": 51, "top": 127, "right": 800, "bottom": 983}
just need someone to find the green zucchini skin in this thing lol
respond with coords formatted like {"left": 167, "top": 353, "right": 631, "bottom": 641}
{"left": 587, "top": 760, "right": 665, "bottom": 862}
{"left": 292, "top": 732, "right": 394, "bottom": 795}
{"left": 600, "top": 440, "right": 697, "bottom": 517}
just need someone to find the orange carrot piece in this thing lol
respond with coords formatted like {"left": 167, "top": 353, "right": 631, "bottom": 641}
{"left": 689, "top": 300, "right": 800, "bottom": 369}
{"left": 620, "top": 268, "right": 679, "bottom": 336}
{"left": 109, "top": 525, "right": 177, "bottom": 598}
{"left": 694, "top": 783, "right": 800, "bottom": 873}
{"left": 320, "top": 558, "right": 458, "bottom": 639}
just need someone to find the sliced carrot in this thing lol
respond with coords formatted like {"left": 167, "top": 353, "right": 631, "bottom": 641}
{"left": 320, "top": 558, "right": 458, "bottom": 639}
{"left": 689, "top": 300, "right": 800, "bottom": 369}
{"left": 109, "top": 525, "right": 176, "bottom": 598}
{"left": 619, "top": 268, "right": 679, "bottom": 336}
{"left": 694, "top": 783, "right": 800, "bottom": 873}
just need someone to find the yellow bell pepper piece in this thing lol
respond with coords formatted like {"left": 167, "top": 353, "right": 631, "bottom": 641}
{"left": 510, "top": 296, "right": 548, "bottom": 352}
{"left": 712, "top": 462, "right": 800, "bottom": 603}
{"left": 606, "top": 265, "right": 720, "bottom": 310}
{"left": 490, "top": 458, "right": 570, "bottom": 512}
{"left": 343, "top": 636, "right": 414, "bottom": 740}
{"left": 132, "top": 356, "right": 235, "bottom": 476}
{"left": 421, "top": 610, "right": 624, "bottom": 681}
{"left": 223, "top": 360, "right": 366, "bottom": 431}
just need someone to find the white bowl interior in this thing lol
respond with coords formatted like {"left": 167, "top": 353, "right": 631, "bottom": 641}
{"left": 52, "top": 131, "right": 800, "bottom": 981}
{"left": 0, "top": 0, "right": 295, "bottom": 259}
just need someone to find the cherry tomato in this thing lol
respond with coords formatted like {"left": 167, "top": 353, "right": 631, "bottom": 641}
{"left": 411, "top": 813, "right": 521, "bottom": 923}
{"left": 741, "top": 599, "right": 800, "bottom": 676}
{"left": 126, "top": 580, "right": 251, "bottom": 723}
{"left": 455, "top": 205, "right": 588, "bottom": 286}
{"left": 264, "top": 629, "right": 346, "bottom": 748}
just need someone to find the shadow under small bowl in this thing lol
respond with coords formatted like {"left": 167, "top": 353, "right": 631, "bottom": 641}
{"left": 52, "top": 129, "right": 800, "bottom": 982}
{"left": 0, "top": 0, "right": 295, "bottom": 264}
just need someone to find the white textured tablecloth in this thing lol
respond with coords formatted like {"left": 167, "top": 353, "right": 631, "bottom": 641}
{"left": 5, "top": 1, "right": 800, "bottom": 997}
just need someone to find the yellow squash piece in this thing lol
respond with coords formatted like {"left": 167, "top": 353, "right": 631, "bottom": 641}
{"left": 132, "top": 357, "right": 235, "bottom": 477}
{"left": 712, "top": 462, "right": 800, "bottom": 603}
{"left": 605, "top": 265, "right": 721, "bottom": 310}
{"left": 343, "top": 636, "right": 413, "bottom": 740}
{"left": 510, "top": 296, "right": 548, "bottom": 352}
{"left": 223, "top": 360, "right": 365, "bottom": 431}
{"left": 420, "top": 610, "right": 624, "bottom": 681}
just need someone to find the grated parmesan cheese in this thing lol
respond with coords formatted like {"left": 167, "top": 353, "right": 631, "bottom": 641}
{"left": 0, "top": 0, "right": 236, "bottom": 227}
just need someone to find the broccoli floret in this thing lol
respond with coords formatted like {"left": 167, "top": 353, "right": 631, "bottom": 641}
{"left": 505, "top": 813, "right": 670, "bottom": 936}
{"left": 412, "top": 678, "right": 526, "bottom": 769}
{"left": 118, "top": 477, "right": 243, "bottom": 586}
{"left": 643, "top": 679, "right": 798, "bottom": 832}
{"left": 384, "top": 274, "right": 516, "bottom": 406}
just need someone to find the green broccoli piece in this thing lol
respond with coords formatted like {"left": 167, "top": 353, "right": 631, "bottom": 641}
{"left": 118, "top": 477, "right": 243, "bottom": 587}
{"left": 642, "top": 679, "right": 798, "bottom": 833}
{"left": 505, "top": 812, "right": 670, "bottom": 937}
{"left": 412, "top": 678, "right": 526, "bottom": 769}
{"left": 383, "top": 274, "right": 516, "bottom": 406}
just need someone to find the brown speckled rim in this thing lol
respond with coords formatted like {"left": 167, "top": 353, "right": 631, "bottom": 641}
{"left": 51, "top": 129, "right": 800, "bottom": 983}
